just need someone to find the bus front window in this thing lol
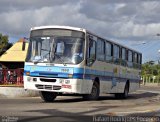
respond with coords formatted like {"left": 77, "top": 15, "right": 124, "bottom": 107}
{"left": 52, "top": 37, "right": 84, "bottom": 64}
{"left": 26, "top": 36, "right": 84, "bottom": 65}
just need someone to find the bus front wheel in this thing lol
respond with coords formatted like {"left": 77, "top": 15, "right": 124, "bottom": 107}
{"left": 83, "top": 82, "right": 99, "bottom": 100}
{"left": 39, "top": 91, "right": 57, "bottom": 102}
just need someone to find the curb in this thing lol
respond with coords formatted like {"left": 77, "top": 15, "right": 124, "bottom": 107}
{"left": 0, "top": 87, "right": 39, "bottom": 98}
{"left": 141, "top": 83, "right": 160, "bottom": 87}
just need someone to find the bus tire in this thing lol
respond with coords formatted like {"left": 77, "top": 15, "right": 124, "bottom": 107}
{"left": 39, "top": 91, "right": 57, "bottom": 102}
{"left": 114, "top": 82, "right": 129, "bottom": 99}
{"left": 83, "top": 81, "right": 99, "bottom": 100}
{"left": 122, "top": 82, "right": 129, "bottom": 98}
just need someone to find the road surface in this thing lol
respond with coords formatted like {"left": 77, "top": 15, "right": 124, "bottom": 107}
{"left": 0, "top": 85, "right": 160, "bottom": 122}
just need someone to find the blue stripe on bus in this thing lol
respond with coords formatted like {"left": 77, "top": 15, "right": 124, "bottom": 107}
{"left": 74, "top": 68, "right": 84, "bottom": 73}
{"left": 24, "top": 65, "right": 74, "bottom": 74}
{"left": 24, "top": 65, "right": 140, "bottom": 82}
{"left": 24, "top": 69, "right": 112, "bottom": 79}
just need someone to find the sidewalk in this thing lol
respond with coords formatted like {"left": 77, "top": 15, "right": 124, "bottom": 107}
{"left": 142, "top": 83, "right": 160, "bottom": 87}
{"left": 140, "top": 84, "right": 160, "bottom": 93}
{"left": 0, "top": 87, "right": 39, "bottom": 98}
{"left": 141, "top": 83, "right": 160, "bottom": 88}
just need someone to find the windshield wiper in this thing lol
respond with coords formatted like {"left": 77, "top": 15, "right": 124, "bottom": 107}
{"left": 54, "top": 53, "right": 66, "bottom": 66}
{"left": 33, "top": 52, "right": 50, "bottom": 64}
{"left": 50, "top": 39, "right": 66, "bottom": 66}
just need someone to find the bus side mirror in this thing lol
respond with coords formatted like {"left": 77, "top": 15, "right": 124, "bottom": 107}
{"left": 56, "top": 42, "right": 65, "bottom": 55}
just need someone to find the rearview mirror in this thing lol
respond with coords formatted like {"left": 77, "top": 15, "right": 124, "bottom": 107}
{"left": 56, "top": 42, "right": 65, "bottom": 55}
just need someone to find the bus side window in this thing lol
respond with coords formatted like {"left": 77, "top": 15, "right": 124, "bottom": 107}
{"left": 105, "top": 41, "right": 113, "bottom": 63}
{"left": 86, "top": 38, "right": 96, "bottom": 66}
{"left": 133, "top": 52, "right": 138, "bottom": 69}
{"left": 113, "top": 45, "right": 120, "bottom": 64}
{"left": 138, "top": 54, "right": 142, "bottom": 69}
{"left": 127, "top": 50, "right": 133, "bottom": 68}
{"left": 121, "top": 48, "right": 126, "bottom": 66}
{"left": 97, "top": 38, "right": 105, "bottom": 61}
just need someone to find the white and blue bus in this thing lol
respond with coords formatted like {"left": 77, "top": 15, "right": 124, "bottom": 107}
{"left": 24, "top": 26, "right": 142, "bottom": 102}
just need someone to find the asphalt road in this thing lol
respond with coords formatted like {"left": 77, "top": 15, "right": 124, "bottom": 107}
{"left": 0, "top": 85, "right": 160, "bottom": 122}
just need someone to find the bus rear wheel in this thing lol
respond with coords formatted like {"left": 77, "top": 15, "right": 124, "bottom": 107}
{"left": 39, "top": 91, "right": 57, "bottom": 102}
{"left": 123, "top": 83, "right": 129, "bottom": 98}
{"left": 83, "top": 82, "right": 99, "bottom": 100}
{"left": 115, "top": 83, "right": 129, "bottom": 99}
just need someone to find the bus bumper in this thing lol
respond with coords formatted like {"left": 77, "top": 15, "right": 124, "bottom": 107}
{"left": 24, "top": 76, "right": 92, "bottom": 94}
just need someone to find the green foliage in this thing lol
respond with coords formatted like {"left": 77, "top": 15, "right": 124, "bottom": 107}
{"left": 142, "top": 61, "right": 160, "bottom": 76}
{"left": 0, "top": 33, "right": 12, "bottom": 56}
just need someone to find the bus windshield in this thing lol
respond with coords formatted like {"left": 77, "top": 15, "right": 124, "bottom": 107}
{"left": 26, "top": 36, "right": 84, "bottom": 65}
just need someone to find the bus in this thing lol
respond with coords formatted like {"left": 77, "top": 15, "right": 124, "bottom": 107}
{"left": 24, "top": 25, "right": 142, "bottom": 102}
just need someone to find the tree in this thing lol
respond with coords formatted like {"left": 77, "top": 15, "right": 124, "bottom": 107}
{"left": 0, "top": 33, "right": 12, "bottom": 56}
{"left": 146, "top": 60, "right": 155, "bottom": 65}
{"left": 142, "top": 61, "right": 160, "bottom": 83}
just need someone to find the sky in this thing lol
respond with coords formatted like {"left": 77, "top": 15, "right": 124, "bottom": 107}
{"left": 0, "top": 0, "right": 160, "bottom": 63}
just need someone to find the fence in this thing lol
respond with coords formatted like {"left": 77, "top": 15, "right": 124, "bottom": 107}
{"left": 141, "top": 75, "right": 160, "bottom": 86}
{"left": 0, "top": 69, "right": 24, "bottom": 86}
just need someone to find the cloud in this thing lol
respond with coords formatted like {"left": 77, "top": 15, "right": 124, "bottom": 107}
{"left": 1, "top": 0, "right": 160, "bottom": 62}
{"left": 0, "top": 0, "right": 160, "bottom": 43}
{"left": 0, "top": 1, "right": 82, "bottom": 37}
{"left": 0, "top": 0, "right": 77, "bottom": 13}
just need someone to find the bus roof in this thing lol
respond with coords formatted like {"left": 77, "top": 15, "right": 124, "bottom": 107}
{"left": 31, "top": 25, "right": 86, "bottom": 33}
{"left": 31, "top": 25, "right": 142, "bottom": 54}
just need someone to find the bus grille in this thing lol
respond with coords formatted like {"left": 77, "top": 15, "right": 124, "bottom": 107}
{"left": 35, "top": 84, "right": 61, "bottom": 90}
{"left": 40, "top": 78, "right": 56, "bottom": 82}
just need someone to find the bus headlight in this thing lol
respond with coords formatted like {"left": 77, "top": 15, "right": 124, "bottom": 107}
{"left": 65, "top": 80, "right": 70, "bottom": 84}
{"left": 59, "top": 79, "right": 64, "bottom": 83}
{"left": 33, "top": 78, "right": 37, "bottom": 82}
{"left": 27, "top": 77, "right": 31, "bottom": 82}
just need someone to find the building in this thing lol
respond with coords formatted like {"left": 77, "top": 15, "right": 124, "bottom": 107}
{"left": 0, "top": 38, "right": 28, "bottom": 85}
{"left": 0, "top": 38, "right": 28, "bottom": 69}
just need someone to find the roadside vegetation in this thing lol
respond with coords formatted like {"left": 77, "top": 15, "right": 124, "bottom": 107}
{"left": 142, "top": 61, "right": 160, "bottom": 84}
{"left": 0, "top": 33, "right": 12, "bottom": 56}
